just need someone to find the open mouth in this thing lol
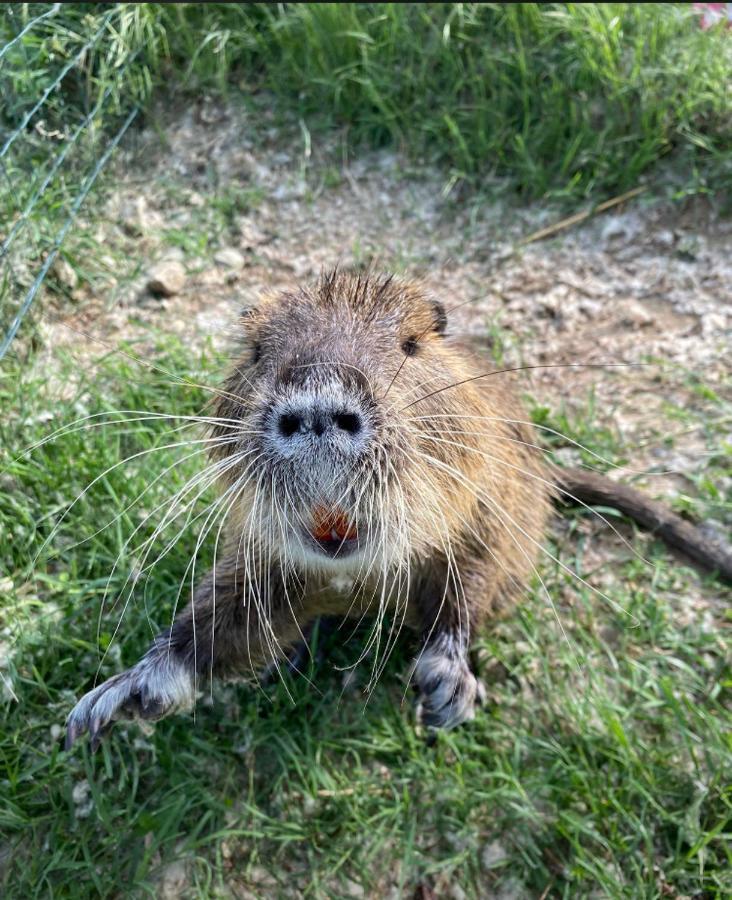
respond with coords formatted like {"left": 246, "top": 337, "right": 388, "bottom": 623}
{"left": 305, "top": 506, "right": 359, "bottom": 558}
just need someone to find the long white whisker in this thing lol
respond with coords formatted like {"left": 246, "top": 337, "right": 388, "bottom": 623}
{"left": 417, "top": 431, "right": 652, "bottom": 568}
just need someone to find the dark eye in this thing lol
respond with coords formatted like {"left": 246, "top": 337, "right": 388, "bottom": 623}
{"left": 401, "top": 336, "right": 419, "bottom": 356}
{"left": 252, "top": 343, "right": 262, "bottom": 363}
{"left": 433, "top": 301, "right": 447, "bottom": 335}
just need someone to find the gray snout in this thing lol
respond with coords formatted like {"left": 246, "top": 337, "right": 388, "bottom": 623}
{"left": 268, "top": 374, "right": 374, "bottom": 465}
{"left": 268, "top": 388, "right": 371, "bottom": 462}
{"left": 277, "top": 405, "right": 363, "bottom": 440}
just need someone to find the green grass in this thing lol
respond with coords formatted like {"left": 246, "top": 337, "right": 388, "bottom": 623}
{"left": 4, "top": 2, "right": 731, "bottom": 352}
{"left": 2, "top": 4, "right": 731, "bottom": 895}
{"left": 3, "top": 3, "right": 731, "bottom": 353}
{"left": 1, "top": 337, "right": 730, "bottom": 898}
{"left": 2, "top": 3, "right": 731, "bottom": 204}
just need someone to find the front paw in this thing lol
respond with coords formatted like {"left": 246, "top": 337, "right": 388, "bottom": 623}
{"left": 413, "top": 648, "right": 485, "bottom": 731}
{"left": 65, "top": 651, "right": 194, "bottom": 751}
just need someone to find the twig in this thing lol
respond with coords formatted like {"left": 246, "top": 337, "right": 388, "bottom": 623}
{"left": 316, "top": 787, "right": 356, "bottom": 797}
{"left": 520, "top": 186, "right": 646, "bottom": 245}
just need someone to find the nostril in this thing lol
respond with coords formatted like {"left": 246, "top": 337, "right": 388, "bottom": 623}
{"left": 334, "top": 411, "right": 362, "bottom": 435}
{"left": 278, "top": 413, "right": 302, "bottom": 438}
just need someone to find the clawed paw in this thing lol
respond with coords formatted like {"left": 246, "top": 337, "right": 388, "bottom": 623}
{"left": 65, "top": 652, "right": 194, "bottom": 751}
{"left": 413, "top": 648, "right": 485, "bottom": 731}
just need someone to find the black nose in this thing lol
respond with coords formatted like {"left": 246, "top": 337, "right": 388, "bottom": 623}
{"left": 277, "top": 408, "right": 363, "bottom": 439}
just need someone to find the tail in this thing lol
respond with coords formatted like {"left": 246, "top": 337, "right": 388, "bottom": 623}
{"left": 552, "top": 466, "right": 732, "bottom": 585}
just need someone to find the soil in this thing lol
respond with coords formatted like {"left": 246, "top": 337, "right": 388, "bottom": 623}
{"left": 40, "top": 97, "right": 730, "bottom": 509}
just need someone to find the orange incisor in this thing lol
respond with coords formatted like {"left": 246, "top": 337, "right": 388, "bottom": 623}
{"left": 311, "top": 505, "right": 358, "bottom": 541}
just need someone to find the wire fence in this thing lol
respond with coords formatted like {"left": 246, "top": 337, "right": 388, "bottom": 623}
{"left": 0, "top": 4, "right": 148, "bottom": 360}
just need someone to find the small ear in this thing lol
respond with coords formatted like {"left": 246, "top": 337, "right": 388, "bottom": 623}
{"left": 432, "top": 301, "right": 447, "bottom": 335}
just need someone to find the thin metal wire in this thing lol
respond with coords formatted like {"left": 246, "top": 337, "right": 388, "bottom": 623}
{"left": 0, "top": 49, "right": 142, "bottom": 260}
{"left": 0, "top": 4, "right": 61, "bottom": 66}
{"left": 0, "top": 10, "right": 116, "bottom": 162}
{"left": 0, "top": 107, "right": 139, "bottom": 359}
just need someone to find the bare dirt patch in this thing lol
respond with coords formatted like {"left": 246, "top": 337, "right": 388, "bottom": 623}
{"left": 43, "top": 99, "right": 730, "bottom": 501}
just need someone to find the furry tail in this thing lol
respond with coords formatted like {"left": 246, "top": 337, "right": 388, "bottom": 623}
{"left": 553, "top": 466, "right": 732, "bottom": 585}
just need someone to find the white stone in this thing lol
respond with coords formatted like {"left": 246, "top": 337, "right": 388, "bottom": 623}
{"left": 147, "top": 261, "right": 186, "bottom": 297}
{"left": 52, "top": 257, "right": 78, "bottom": 290}
{"left": 214, "top": 247, "right": 245, "bottom": 269}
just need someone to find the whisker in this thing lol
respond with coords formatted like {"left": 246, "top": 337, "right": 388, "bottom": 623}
{"left": 410, "top": 451, "right": 582, "bottom": 676}
{"left": 416, "top": 431, "right": 653, "bottom": 568}
{"left": 42, "top": 436, "right": 243, "bottom": 560}
{"left": 34, "top": 433, "right": 253, "bottom": 567}
{"left": 401, "top": 413, "right": 668, "bottom": 476}
{"left": 34, "top": 310, "right": 262, "bottom": 411}
{"left": 402, "top": 362, "right": 646, "bottom": 411}
{"left": 97, "top": 452, "right": 250, "bottom": 679}
{"left": 414, "top": 448, "right": 636, "bottom": 624}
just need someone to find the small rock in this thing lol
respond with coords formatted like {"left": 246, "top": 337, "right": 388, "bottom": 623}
{"left": 147, "top": 261, "right": 186, "bottom": 297}
{"left": 50, "top": 723, "right": 63, "bottom": 742}
{"left": 272, "top": 178, "right": 307, "bottom": 201}
{"left": 482, "top": 839, "right": 509, "bottom": 870}
{"left": 246, "top": 865, "right": 277, "bottom": 892}
{"left": 157, "top": 860, "right": 188, "bottom": 900}
{"left": 601, "top": 212, "right": 642, "bottom": 245}
{"left": 493, "top": 242, "right": 515, "bottom": 262}
{"left": 676, "top": 235, "right": 699, "bottom": 261}
{"left": 52, "top": 257, "right": 78, "bottom": 290}
{"left": 119, "top": 195, "right": 163, "bottom": 236}
{"left": 161, "top": 246, "right": 185, "bottom": 263}
{"left": 292, "top": 256, "right": 314, "bottom": 278}
{"left": 621, "top": 300, "right": 653, "bottom": 329}
{"left": 701, "top": 312, "right": 727, "bottom": 337}
{"left": 72, "top": 779, "right": 94, "bottom": 818}
{"left": 578, "top": 299, "right": 602, "bottom": 319}
{"left": 71, "top": 780, "right": 90, "bottom": 805}
{"left": 601, "top": 216, "right": 626, "bottom": 242}
{"left": 495, "top": 876, "right": 532, "bottom": 900}
{"left": 653, "top": 229, "right": 675, "bottom": 250}
{"left": 237, "top": 219, "right": 268, "bottom": 248}
{"left": 214, "top": 247, "right": 245, "bottom": 269}
{"left": 341, "top": 877, "right": 364, "bottom": 898}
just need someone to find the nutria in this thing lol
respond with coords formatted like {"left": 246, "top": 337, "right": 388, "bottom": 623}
{"left": 65, "top": 270, "right": 732, "bottom": 749}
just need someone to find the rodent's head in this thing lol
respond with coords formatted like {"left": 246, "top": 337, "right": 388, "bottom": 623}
{"left": 211, "top": 270, "right": 486, "bottom": 577}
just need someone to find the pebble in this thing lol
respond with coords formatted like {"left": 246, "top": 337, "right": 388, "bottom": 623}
{"left": 157, "top": 861, "right": 188, "bottom": 900}
{"left": 621, "top": 300, "right": 653, "bottom": 328}
{"left": 119, "top": 195, "right": 163, "bottom": 235}
{"left": 238, "top": 220, "right": 268, "bottom": 248}
{"left": 52, "top": 257, "right": 78, "bottom": 290}
{"left": 214, "top": 247, "right": 245, "bottom": 269}
{"left": 482, "top": 839, "right": 509, "bottom": 870}
{"left": 653, "top": 229, "right": 675, "bottom": 250}
{"left": 147, "top": 260, "right": 186, "bottom": 296}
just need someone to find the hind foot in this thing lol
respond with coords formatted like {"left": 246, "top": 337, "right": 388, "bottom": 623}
{"left": 65, "top": 640, "right": 194, "bottom": 751}
{"left": 413, "top": 637, "right": 485, "bottom": 730}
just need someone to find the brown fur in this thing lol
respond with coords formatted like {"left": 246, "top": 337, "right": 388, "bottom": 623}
{"left": 66, "top": 270, "right": 553, "bottom": 748}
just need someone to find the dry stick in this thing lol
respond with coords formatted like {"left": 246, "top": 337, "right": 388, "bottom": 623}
{"left": 520, "top": 186, "right": 646, "bottom": 245}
